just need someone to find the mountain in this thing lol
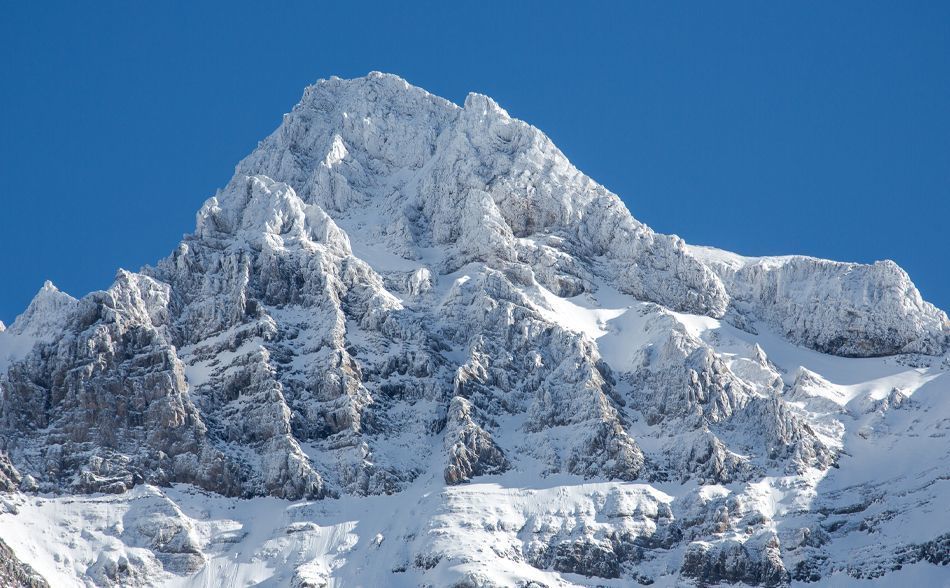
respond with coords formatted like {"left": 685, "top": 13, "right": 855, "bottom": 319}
{"left": 1, "top": 72, "right": 948, "bottom": 587}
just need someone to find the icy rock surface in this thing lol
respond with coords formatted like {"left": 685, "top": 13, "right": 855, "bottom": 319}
{"left": 0, "top": 537, "right": 49, "bottom": 588}
{"left": 690, "top": 246, "right": 949, "bottom": 356}
{"left": 1, "top": 73, "right": 949, "bottom": 587}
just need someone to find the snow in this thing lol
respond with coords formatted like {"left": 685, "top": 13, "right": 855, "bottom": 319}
{"left": 0, "top": 478, "right": 675, "bottom": 587}
{"left": 323, "top": 134, "right": 349, "bottom": 168}
{"left": 1, "top": 73, "right": 948, "bottom": 587}
{"left": 0, "top": 281, "right": 78, "bottom": 373}
{"left": 687, "top": 244, "right": 759, "bottom": 269}
{"left": 0, "top": 331, "right": 39, "bottom": 374}
{"left": 529, "top": 284, "right": 626, "bottom": 340}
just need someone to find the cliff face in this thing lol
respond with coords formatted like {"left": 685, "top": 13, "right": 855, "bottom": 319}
{"left": 0, "top": 73, "right": 947, "bottom": 587}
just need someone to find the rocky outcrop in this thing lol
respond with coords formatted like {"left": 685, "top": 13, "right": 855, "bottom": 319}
{"left": 0, "top": 538, "right": 49, "bottom": 588}
{"left": 442, "top": 396, "right": 508, "bottom": 484}
{"left": 725, "top": 396, "right": 835, "bottom": 474}
{"left": 691, "top": 247, "right": 949, "bottom": 357}
{"left": 681, "top": 534, "right": 790, "bottom": 587}
{"left": 0, "top": 449, "right": 20, "bottom": 492}
{"left": 0, "top": 271, "right": 238, "bottom": 496}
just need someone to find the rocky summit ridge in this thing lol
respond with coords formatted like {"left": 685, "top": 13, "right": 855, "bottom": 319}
{"left": 0, "top": 73, "right": 948, "bottom": 587}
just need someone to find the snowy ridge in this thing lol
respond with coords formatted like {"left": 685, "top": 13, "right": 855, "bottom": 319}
{"left": 689, "top": 245, "right": 949, "bottom": 356}
{"left": 0, "top": 73, "right": 948, "bottom": 587}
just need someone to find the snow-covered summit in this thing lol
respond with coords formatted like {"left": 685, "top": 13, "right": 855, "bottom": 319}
{"left": 230, "top": 72, "right": 729, "bottom": 318}
{"left": 6, "top": 280, "right": 77, "bottom": 339}
{"left": 0, "top": 74, "right": 948, "bottom": 587}
{"left": 227, "top": 72, "right": 947, "bottom": 357}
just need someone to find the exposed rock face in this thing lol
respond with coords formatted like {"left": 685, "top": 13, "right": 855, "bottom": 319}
{"left": 442, "top": 396, "right": 508, "bottom": 484}
{"left": 0, "top": 271, "right": 245, "bottom": 496}
{"left": 0, "top": 449, "right": 19, "bottom": 492}
{"left": 0, "top": 538, "right": 49, "bottom": 588}
{"left": 0, "top": 73, "right": 947, "bottom": 587}
{"left": 898, "top": 533, "right": 950, "bottom": 567}
{"left": 682, "top": 535, "right": 790, "bottom": 587}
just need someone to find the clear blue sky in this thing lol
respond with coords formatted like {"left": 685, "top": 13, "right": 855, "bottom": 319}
{"left": 2, "top": 2, "right": 948, "bottom": 323}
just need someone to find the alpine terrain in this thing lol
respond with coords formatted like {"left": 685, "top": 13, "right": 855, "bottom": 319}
{"left": 1, "top": 73, "right": 948, "bottom": 587}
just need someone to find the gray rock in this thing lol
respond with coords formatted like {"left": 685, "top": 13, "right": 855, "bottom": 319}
{"left": 0, "top": 538, "right": 49, "bottom": 588}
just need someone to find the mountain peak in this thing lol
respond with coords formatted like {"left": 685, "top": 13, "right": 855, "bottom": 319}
{"left": 297, "top": 72, "right": 458, "bottom": 120}
{"left": 463, "top": 91, "right": 510, "bottom": 117}
{"left": 6, "top": 280, "right": 77, "bottom": 340}
{"left": 221, "top": 75, "right": 949, "bottom": 355}
{"left": 1, "top": 73, "right": 948, "bottom": 587}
